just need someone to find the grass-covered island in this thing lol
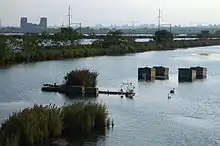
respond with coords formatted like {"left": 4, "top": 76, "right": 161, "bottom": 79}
{"left": 0, "top": 29, "right": 220, "bottom": 67}
{"left": 0, "top": 102, "right": 111, "bottom": 146}
{"left": 42, "top": 68, "right": 99, "bottom": 97}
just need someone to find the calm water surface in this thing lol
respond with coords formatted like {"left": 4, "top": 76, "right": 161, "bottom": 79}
{"left": 1, "top": 46, "right": 220, "bottom": 146}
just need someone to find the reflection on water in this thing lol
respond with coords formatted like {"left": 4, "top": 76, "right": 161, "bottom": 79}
{"left": 49, "top": 130, "right": 108, "bottom": 146}
{"left": 1, "top": 45, "right": 220, "bottom": 145}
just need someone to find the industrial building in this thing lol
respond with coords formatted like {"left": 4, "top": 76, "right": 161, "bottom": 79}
{"left": 20, "top": 17, "right": 47, "bottom": 33}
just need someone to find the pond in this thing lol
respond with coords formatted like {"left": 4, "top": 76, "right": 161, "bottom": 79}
{"left": 1, "top": 45, "right": 220, "bottom": 145}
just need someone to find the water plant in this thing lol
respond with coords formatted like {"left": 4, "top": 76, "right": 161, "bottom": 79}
{"left": 0, "top": 102, "right": 108, "bottom": 146}
{"left": 64, "top": 68, "right": 99, "bottom": 87}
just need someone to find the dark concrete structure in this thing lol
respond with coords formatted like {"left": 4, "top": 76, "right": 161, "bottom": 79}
{"left": 178, "top": 68, "right": 197, "bottom": 82}
{"left": 42, "top": 85, "right": 100, "bottom": 97}
{"left": 85, "top": 87, "right": 99, "bottom": 97}
{"left": 153, "top": 66, "right": 169, "bottom": 80}
{"left": 66, "top": 86, "right": 85, "bottom": 96}
{"left": 190, "top": 66, "right": 207, "bottom": 79}
{"left": 138, "top": 67, "right": 156, "bottom": 81}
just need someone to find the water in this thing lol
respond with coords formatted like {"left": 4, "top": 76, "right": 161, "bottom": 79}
{"left": 1, "top": 46, "right": 220, "bottom": 145}
{"left": 81, "top": 38, "right": 200, "bottom": 44}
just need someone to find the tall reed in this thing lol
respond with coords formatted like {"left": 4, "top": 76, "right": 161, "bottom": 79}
{"left": 0, "top": 102, "right": 108, "bottom": 146}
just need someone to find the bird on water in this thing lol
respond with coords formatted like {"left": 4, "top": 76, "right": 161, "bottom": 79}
{"left": 168, "top": 93, "right": 171, "bottom": 100}
{"left": 170, "top": 88, "right": 175, "bottom": 94}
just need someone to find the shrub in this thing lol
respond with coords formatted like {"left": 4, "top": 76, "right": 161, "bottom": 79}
{"left": 153, "top": 30, "right": 173, "bottom": 43}
{"left": 0, "top": 104, "right": 63, "bottom": 146}
{"left": 64, "top": 69, "right": 99, "bottom": 87}
{"left": 0, "top": 102, "right": 108, "bottom": 146}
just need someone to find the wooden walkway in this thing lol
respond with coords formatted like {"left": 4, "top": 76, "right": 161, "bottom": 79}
{"left": 99, "top": 90, "right": 135, "bottom": 98}
{"left": 99, "top": 90, "right": 128, "bottom": 95}
{"left": 41, "top": 84, "right": 135, "bottom": 98}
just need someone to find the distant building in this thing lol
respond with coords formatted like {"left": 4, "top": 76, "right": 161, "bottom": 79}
{"left": 0, "top": 20, "right": 2, "bottom": 28}
{"left": 39, "top": 17, "right": 47, "bottom": 30}
{"left": 20, "top": 17, "right": 47, "bottom": 33}
{"left": 20, "top": 17, "right": 27, "bottom": 29}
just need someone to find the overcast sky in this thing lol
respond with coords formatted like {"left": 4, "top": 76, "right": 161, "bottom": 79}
{"left": 0, "top": 0, "right": 219, "bottom": 27}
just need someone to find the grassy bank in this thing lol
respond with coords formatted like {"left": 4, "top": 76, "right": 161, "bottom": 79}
{"left": 0, "top": 102, "right": 108, "bottom": 146}
{"left": 1, "top": 36, "right": 220, "bottom": 67}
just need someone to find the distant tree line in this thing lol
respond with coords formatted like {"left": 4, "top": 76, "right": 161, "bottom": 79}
{"left": 1, "top": 28, "right": 220, "bottom": 67}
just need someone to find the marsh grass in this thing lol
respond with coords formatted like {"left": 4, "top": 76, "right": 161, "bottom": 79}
{"left": 0, "top": 102, "right": 108, "bottom": 146}
{"left": 64, "top": 68, "right": 99, "bottom": 87}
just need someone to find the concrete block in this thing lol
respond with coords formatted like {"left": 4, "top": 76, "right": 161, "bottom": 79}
{"left": 138, "top": 67, "right": 156, "bottom": 81}
{"left": 66, "top": 86, "right": 85, "bottom": 96}
{"left": 85, "top": 87, "right": 99, "bottom": 97}
{"left": 190, "top": 66, "right": 207, "bottom": 79}
{"left": 153, "top": 66, "right": 169, "bottom": 80}
{"left": 178, "top": 68, "right": 197, "bottom": 82}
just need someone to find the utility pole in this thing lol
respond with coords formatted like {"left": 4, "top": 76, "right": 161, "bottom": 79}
{"left": 67, "top": 5, "right": 71, "bottom": 40}
{"left": 79, "top": 22, "right": 82, "bottom": 35}
{"left": 158, "top": 9, "right": 161, "bottom": 31}
{"left": 169, "top": 24, "right": 172, "bottom": 33}
{"left": 68, "top": 6, "right": 71, "bottom": 29}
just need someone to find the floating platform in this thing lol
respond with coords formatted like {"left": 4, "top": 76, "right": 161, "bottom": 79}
{"left": 99, "top": 91, "right": 127, "bottom": 95}
{"left": 41, "top": 84, "right": 65, "bottom": 93}
{"left": 99, "top": 90, "right": 135, "bottom": 98}
{"left": 42, "top": 84, "right": 135, "bottom": 98}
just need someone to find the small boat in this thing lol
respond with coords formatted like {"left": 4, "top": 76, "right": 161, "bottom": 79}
{"left": 125, "top": 92, "right": 135, "bottom": 98}
{"left": 121, "top": 82, "right": 135, "bottom": 98}
{"left": 168, "top": 93, "right": 171, "bottom": 100}
{"left": 170, "top": 88, "right": 175, "bottom": 94}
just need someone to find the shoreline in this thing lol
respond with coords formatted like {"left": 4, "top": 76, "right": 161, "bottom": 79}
{"left": 1, "top": 39, "right": 220, "bottom": 68}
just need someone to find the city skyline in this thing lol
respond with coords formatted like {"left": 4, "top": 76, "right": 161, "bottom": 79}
{"left": 0, "top": 0, "right": 220, "bottom": 27}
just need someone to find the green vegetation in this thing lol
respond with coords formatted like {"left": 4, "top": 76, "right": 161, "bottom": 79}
{"left": 64, "top": 68, "right": 98, "bottom": 87}
{"left": 213, "top": 30, "right": 220, "bottom": 38}
{"left": 92, "top": 30, "right": 134, "bottom": 48}
{"left": 153, "top": 30, "right": 173, "bottom": 43}
{"left": 198, "top": 30, "right": 212, "bottom": 39}
{"left": 0, "top": 102, "right": 108, "bottom": 146}
{"left": 1, "top": 29, "right": 220, "bottom": 67}
{"left": 53, "top": 27, "right": 82, "bottom": 41}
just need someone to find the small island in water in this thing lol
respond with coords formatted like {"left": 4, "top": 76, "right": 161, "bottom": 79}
{"left": 42, "top": 68, "right": 136, "bottom": 98}
{"left": 0, "top": 68, "right": 115, "bottom": 146}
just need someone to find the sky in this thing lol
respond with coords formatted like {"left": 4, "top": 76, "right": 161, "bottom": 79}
{"left": 0, "top": 0, "right": 219, "bottom": 27}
